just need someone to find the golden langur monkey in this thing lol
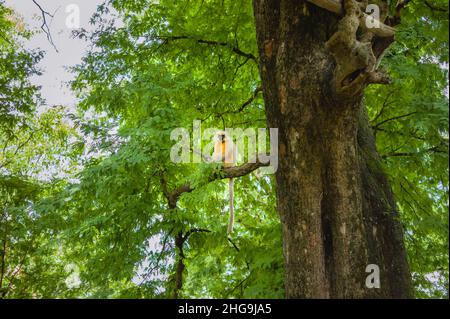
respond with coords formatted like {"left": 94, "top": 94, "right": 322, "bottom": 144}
{"left": 212, "top": 131, "right": 237, "bottom": 235}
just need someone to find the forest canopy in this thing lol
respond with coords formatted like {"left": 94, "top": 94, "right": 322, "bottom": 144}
{"left": 0, "top": 0, "right": 448, "bottom": 299}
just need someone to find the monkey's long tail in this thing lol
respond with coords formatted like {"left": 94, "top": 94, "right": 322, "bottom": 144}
{"left": 227, "top": 178, "right": 234, "bottom": 235}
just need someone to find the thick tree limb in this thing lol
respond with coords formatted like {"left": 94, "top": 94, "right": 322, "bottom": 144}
{"left": 217, "top": 86, "right": 263, "bottom": 117}
{"left": 162, "top": 155, "right": 269, "bottom": 208}
{"left": 171, "top": 227, "right": 212, "bottom": 298}
{"left": 367, "top": 70, "right": 392, "bottom": 84}
{"left": 307, "top": 0, "right": 343, "bottom": 14}
{"left": 382, "top": 146, "right": 448, "bottom": 159}
{"left": 173, "top": 232, "right": 185, "bottom": 298}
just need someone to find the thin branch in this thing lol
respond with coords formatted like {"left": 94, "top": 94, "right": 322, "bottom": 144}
{"left": 32, "top": 0, "right": 59, "bottom": 52}
{"left": 372, "top": 91, "right": 396, "bottom": 124}
{"left": 227, "top": 237, "right": 240, "bottom": 252}
{"left": 424, "top": 0, "right": 448, "bottom": 12}
{"left": 0, "top": 32, "right": 12, "bottom": 45}
{"left": 232, "top": 57, "right": 251, "bottom": 80}
{"left": 387, "top": 0, "right": 413, "bottom": 26}
{"left": 4, "top": 237, "right": 35, "bottom": 296}
{"left": 382, "top": 145, "right": 448, "bottom": 159}
{"left": 372, "top": 127, "right": 426, "bottom": 141}
{"left": 237, "top": 87, "right": 263, "bottom": 113}
{"left": 372, "top": 112, "right": 417, "bottom": 130}
{"left": 401, "top": 178, "right": 434, "bottom": 217}
{"left": 225, "top": 271, "right": 252, "bottom": 298}
{"left": 0, "top": 132, "right": 34, "bottom": 170}
{"left": 182, "top": 228, "right": 211, "bottom": 242}
{"left": 155, "top": 35, "right": 257, "bottom": 62}
{"left": 217, "top": 86, "right": 263, "bottom": 117}
{"left": 198, "top": 39, "right": 257, "bottom": 62}
{"left": 140, "top": 228, "right": 174, "bottom": 285}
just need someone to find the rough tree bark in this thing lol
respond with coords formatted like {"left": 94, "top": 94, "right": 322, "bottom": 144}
{"left": 253, "top": 0, "right": 412, "bottom": 298}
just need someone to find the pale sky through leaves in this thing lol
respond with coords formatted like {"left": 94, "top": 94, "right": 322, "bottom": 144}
{"left": 3, "top": 0, "right": 187, "bottom": 288}
{"left": 1, "top": 0, "right": 447, "bottom": 298}
{"left": 4, "top": 0, "right": 105, "bottom": 107}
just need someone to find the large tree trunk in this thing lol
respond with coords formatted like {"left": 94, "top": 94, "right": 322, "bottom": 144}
{"left": 253, "top": 0, "right": 412, "bottom": 298}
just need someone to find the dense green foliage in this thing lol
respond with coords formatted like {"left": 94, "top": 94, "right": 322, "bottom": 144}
{"left": 0, "top": 4, "right": 79, "bottom": 297}
{"left": 366, "top": 1, "right": 449, "bottom": 297}
{"left": 0, "top": 0, "right": 448, "bottom": 298}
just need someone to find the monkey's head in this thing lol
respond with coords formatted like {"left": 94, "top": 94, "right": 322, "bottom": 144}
{"left": 214, "top": 130, "right": 229, "bottom": 143}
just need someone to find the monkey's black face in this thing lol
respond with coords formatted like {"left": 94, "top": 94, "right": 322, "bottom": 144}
{"left": 219, "top": 134, "right": 226, "bottom": 142}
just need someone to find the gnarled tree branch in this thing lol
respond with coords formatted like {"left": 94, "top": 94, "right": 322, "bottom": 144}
{"left": 307, "top": 0, "right": 416, "bottom": 93}
{"left": 306, "top": 0, "right": 395, "bottom": 37}
{"left": 167, "top": 156, "right": 270, "bottom": 206}
{"left": 322, "top": 0, "right": 395, "bottom": 96}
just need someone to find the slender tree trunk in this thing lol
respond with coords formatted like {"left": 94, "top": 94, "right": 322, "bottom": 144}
{"left": 253, "top": 0, "right": 412, "bottom": 298}
{"left": 173, "top": 231, "right": 185, "bottom": 299}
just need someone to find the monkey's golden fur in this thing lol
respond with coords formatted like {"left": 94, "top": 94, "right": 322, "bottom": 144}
{"left": 212, "top": 131, "right": 237, "bottom": 235}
